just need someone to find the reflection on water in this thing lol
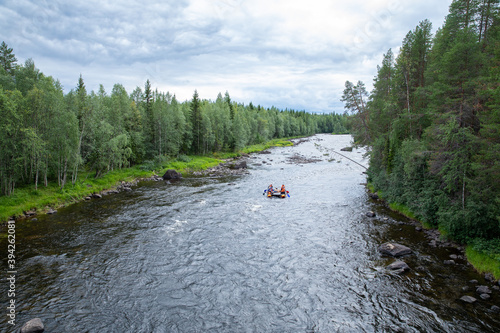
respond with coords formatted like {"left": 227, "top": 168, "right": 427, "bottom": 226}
{"left": 1, "top": 134, "right": 499, "bottom": 332}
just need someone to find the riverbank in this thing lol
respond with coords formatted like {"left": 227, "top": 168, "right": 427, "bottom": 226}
{"left": 367, "top": 183, "right": 500, "bottom": 281}
{"left": 0, "top": 138, "right": 295, "bottom": 224}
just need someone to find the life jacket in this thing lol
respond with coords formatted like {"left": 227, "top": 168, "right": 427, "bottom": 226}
{"left": 281, "top": 185, "right": 285, "bottom": 192}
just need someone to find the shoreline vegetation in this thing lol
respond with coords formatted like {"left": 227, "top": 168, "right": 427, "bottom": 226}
{"left": 342, "top": 2, "right": 500, "bottom": 283}
{"left": 0, "top": 138, "right": 295, "bottom": 224}
{"left": 367, "top": 183, "right": 500, "bottom": 281}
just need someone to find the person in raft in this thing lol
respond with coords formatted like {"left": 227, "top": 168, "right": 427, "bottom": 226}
{"left": 280, "top": 184, "right": 286, "bottom": 194}
{"left": 268, "top": 184, "right": 274, "bottom": 193}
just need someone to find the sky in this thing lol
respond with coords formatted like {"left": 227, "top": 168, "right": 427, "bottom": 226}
{"left": 1, "top": 0, "right": 452, "bottom": 113}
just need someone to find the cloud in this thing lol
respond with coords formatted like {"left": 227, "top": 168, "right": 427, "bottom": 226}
{"left": 0, "top": 0, "right": 452, "bottom": 113}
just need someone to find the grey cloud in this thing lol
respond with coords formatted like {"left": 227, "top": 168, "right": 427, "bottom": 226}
{"left": 1, "top": 0, "right": 453, "bottom": 113}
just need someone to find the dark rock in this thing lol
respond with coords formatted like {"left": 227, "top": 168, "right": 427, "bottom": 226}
{"left": 462, "top": 286, "right": 469, "bottom": 292}
{"left": 480, "top": 293, "right": 491, "bottom": 300}
{"left": 123, "top": 187, "right": 132, "bottom": 192}
{"left": 162, "top": 169, "right": 182, "bottom": 180}
{"left": 460, "top": 296, "right": 477, "bottom": 304}
{"left": 47, "top": 209, "right": 57, "bottom": 214}
{"left": 92, "top": 193, "right": 102, "bottom": 199}
{"left": 368, "top": 192, "right": 379, "bottom": 200}
{"left": 259, "top": 150, "right": 272, "bottom": 154}
{"left": 378, "top": 242, "right": 413, "bottom": 257}
{"left": 484, "top": 273, "right": 495, "bottom": 282}
{"left": 476, "top": 285, "right": 492, "bottom": 294}
{"left": 444, "top": 260, "right": 455, "bottom": 265}
{"left": 31, "top": 218, "right": 38, "bottom": 222}
{"left": 85, "top": 196, "right": 91, "bottom": 200}
{"left": 387, "top": 260, "right": 410, "bottom": 273}
{"left": 226, "top": 160, "right": 247, "bottom": 170}
{"left": 469, "top": 279, "right": 478, "bottom": 284}
{"left": 490, "top": 305, "right": 500, "bottom": 313}
{"left": 449, "top": 254, "right": 458, "bottom": 260}
{"left": 415, "top": 227, "right": 422, "bottom": 232}
{"left": 340, "top": 147, "right": 353, "bottom": 152}
{"left": 20, "top": 318, "right": 44, "bottom": 333}
{"left": 366, "top": 211, "right": 376, "bottom": 217}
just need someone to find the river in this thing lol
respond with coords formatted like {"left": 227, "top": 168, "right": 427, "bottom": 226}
{"left": 1, "top": 134, "right": 499, "bottom": 332}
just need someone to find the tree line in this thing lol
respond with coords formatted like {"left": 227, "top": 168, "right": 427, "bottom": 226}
{"left": 0, "top": 42, "right": 348, "bottom": 196}
{"left": 342, "top": 0, "right": 500, "bottom": 244}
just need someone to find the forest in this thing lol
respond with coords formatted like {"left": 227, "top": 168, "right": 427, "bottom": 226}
{"left": 343, "top": 0, "right": 500, "bottom": 264}
{"left": 0, "top": 42, "right": 347, "bottom": 197}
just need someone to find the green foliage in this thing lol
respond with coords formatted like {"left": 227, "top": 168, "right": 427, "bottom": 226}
{"left": 466, "top": 240, "right": 500, "bottom": 279}
{"left": 345, "top": 1, "right": 500, "bottom": 271}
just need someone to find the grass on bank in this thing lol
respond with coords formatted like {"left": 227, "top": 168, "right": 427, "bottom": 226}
{"left": 466, "top": 245, "right": 500, "bottom": 280}
{"left": 0, "top": 138, "right": 296, "bottom": 222}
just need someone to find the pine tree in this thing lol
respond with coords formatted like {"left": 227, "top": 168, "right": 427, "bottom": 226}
{"left": 191, "top": 90, "right": 202, "bottom": 154}
{"left": 0, "top": 41, "right": 17, "bottom": 73}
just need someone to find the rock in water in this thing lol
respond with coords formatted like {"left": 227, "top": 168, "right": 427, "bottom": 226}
{"left": 387, "top": 260, "right": 410, "bottom": 274}
{"left": 378, "top": 242, "right": 412, "bottom": 257}
{"left": 460, "top": 296, "right": 477, "bottom": 304}
{"left": 476, "top": 285, "right": 492, "bottom": 294}
{"left": 162, "top": 169, "right": 182, "bottom": 180}
{"left": 366, "top": 211, "right": 376, "bottom": 217}
{"left": 21, "top": 318, "right": 44, "bottom": 333}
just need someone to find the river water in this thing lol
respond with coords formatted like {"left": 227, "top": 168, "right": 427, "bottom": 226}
{"left": 2, "top": 134, "right": 499, "bottom": 332}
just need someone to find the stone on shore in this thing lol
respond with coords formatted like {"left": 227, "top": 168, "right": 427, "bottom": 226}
{"left": 476, "top": 285, "right": 492, "bottom": 294}
{"left": 378, "top": 242, "right": 413, "bottom": 257}
{"left": 162, "top": 169, "right": 182, "bottom": 180}
{"left": 225, "top": 160, "right": 247, "bottom": 170}
{"left": 20, "top": 318, "right": 44, "bottom": 333}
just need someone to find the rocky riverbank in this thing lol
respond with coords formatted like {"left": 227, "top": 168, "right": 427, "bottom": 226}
{"left": 367, "top": 189, "right": 500, "bottom": 313}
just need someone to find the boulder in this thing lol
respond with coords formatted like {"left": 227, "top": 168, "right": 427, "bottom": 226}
{"left": 47, "top": 209, "right": 57, "bottom": 215}
{"left": 387, "top": 260, "right": 410, "bottom": 274}
{"left": 443, "top": 260, "right": 455, "bottom": 265}
{"left": 460, "top": 295, "right": 477, "bottom": 304}
{"left": 162, "top": 169, "right": 182, "bottom": 180}
{"left": 368, "top": 192, "right": 379, "bottom": 200}
{"left": 226, "top": 160, "right": 247, "bottom": 170}
{"left": 491, "top": 305, "right": 500, "bottom": 313}
{"left": 484, "top": 273, "right": 495, "bottom": 282}
{"left": 480, "top": 293, "right": 491, "bottom": 300}
{"left": 92, "top": 193, "right": 102, "bottom": 199}
{"left": 20, "top": 318, "right": 44, "bottom": 333}
{"left": 476, "top": 285, "right": 492, "bottom": 294}
{"left": 366, "top": 211, "right": 376, "bottom": 217}
{"left": 340, "top": 147, "right": 353, "bottom": 152}
{"left": 378, "top": 242, "right": 413, "bottom": 257}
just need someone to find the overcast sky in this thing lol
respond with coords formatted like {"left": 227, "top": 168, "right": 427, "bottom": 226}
{"left": 1, "top": 0, "right": 452, "bottom": 113}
